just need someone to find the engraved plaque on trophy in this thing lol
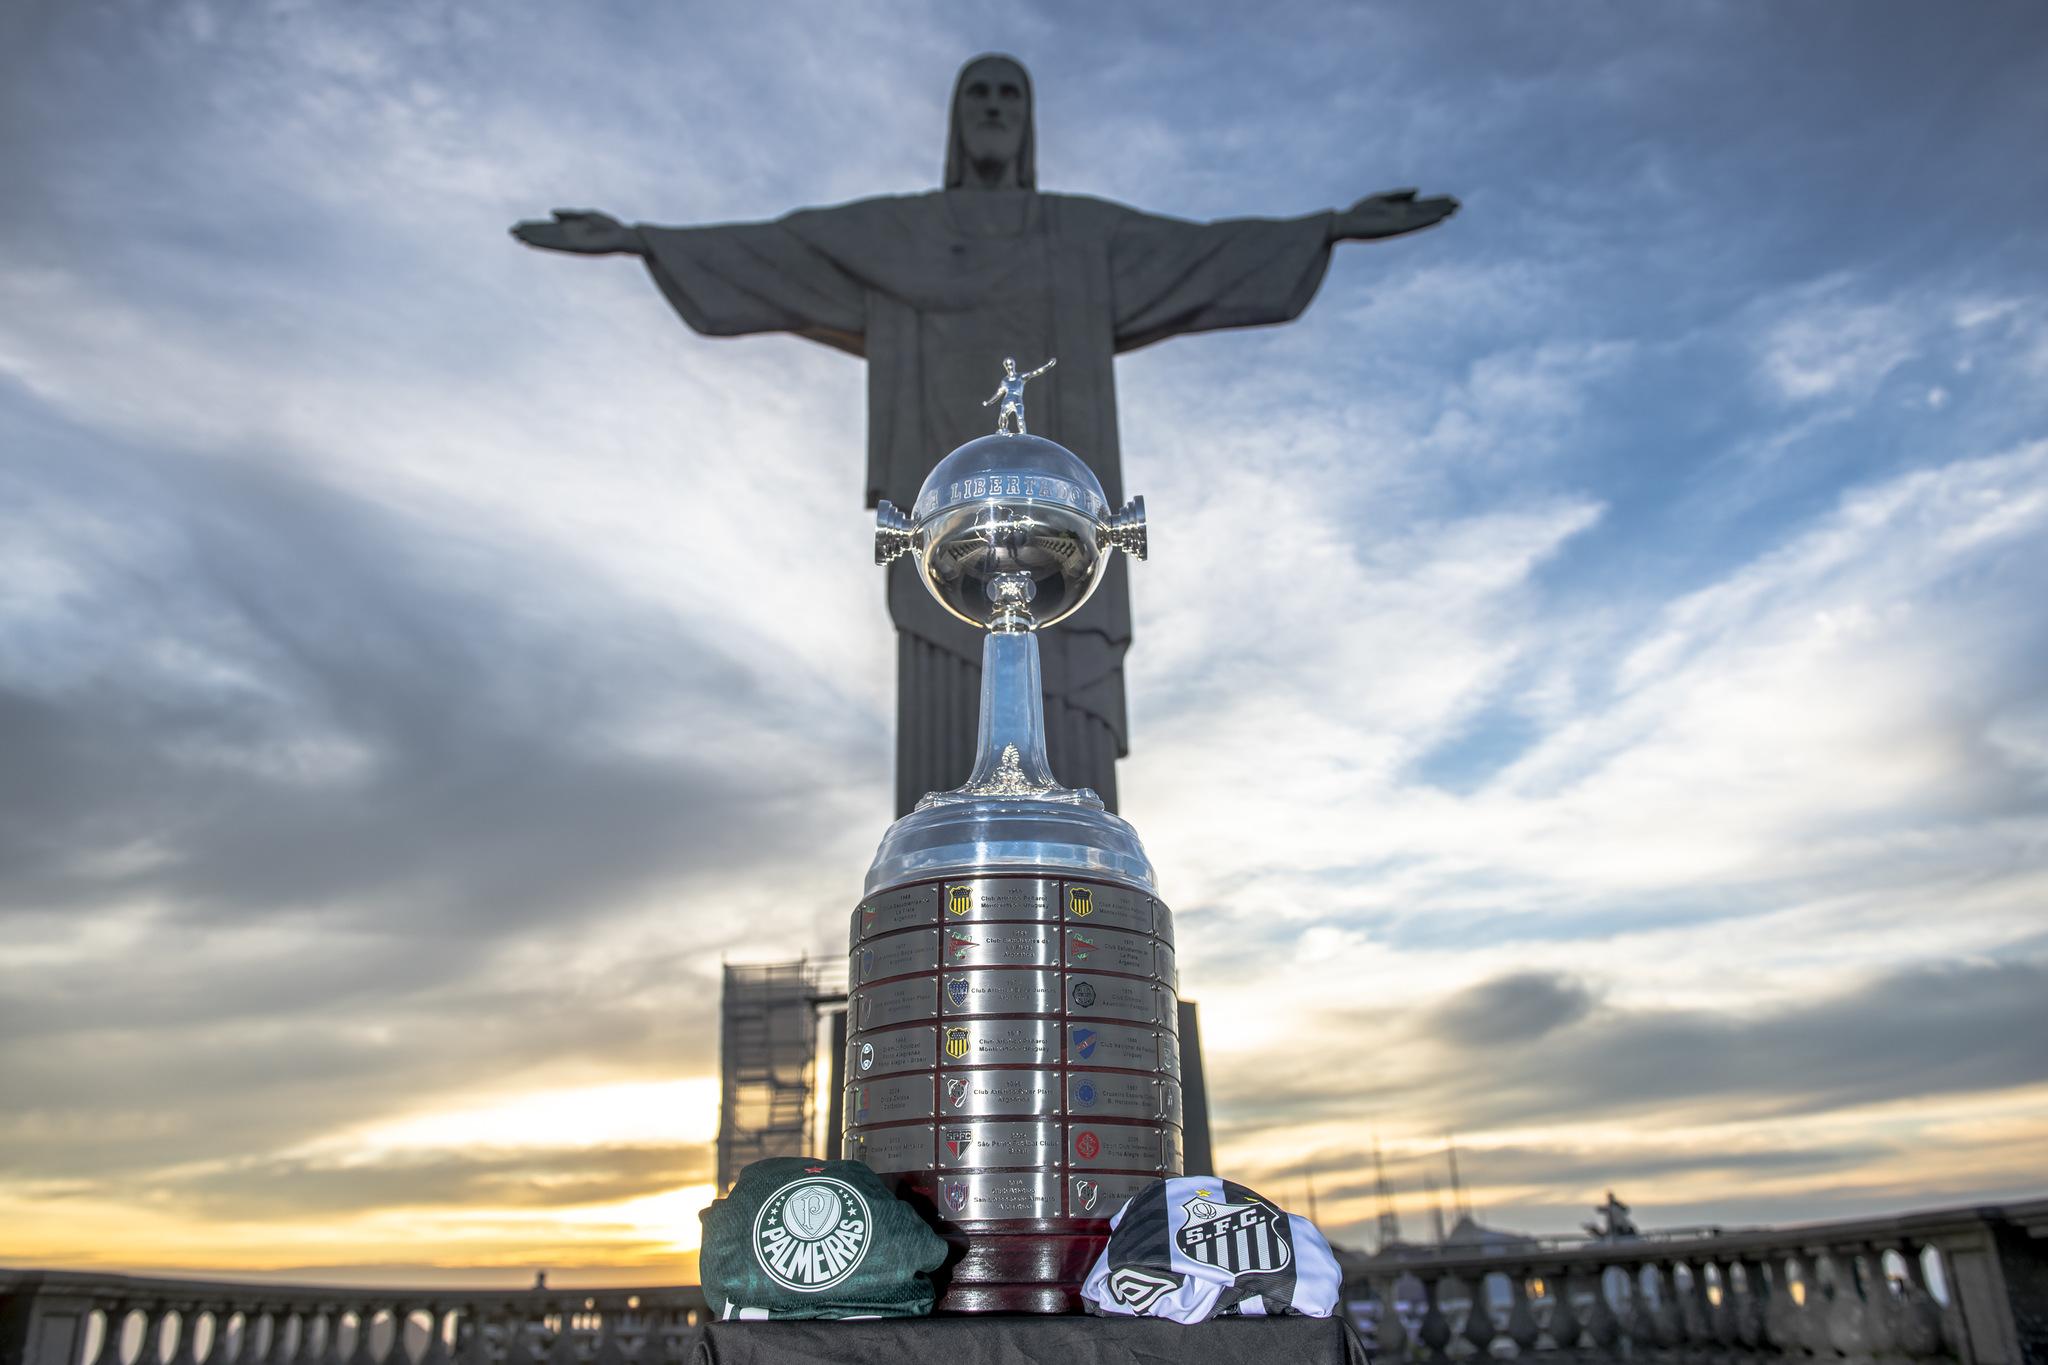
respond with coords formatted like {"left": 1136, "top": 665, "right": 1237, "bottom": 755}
{"left": 1067, "top": 1071, "right": 1179, "bottom": 1122}
{"left": 850, "top": 1026, "right": 937, "bottom": 1078}
{"left": 854, "top": 884, "right": 941, "bottom": 943}
{"left": 942, "top": 877, "right": 1061, "bottom": 922}
{"left": 845, "top": 1122, "right": 937, "bottom": 1173}
{"left": 1069, "top": 1172, "right": 1158, "bottom": 1220}
{"left": 937, "top": 1119, "right": 1063, "bottom": 1169}
{"left": 941, "top": 1171, "right": 1064, "bottom": 1222}
{"left": 1064, "top": 924, "right": 1161, "bottom": 977}
{"left": 848, "top": 1073, "right": 936, "bottom": 1125}
{"left": 1065, "top": 974, "right": 1173, "bottom": 1027}
{"left": 941, "top": 968, "right": 1061, "bottom": 1017}
{"left": 939, "top": 1068, "right": 1063, "bottom": 1118}
{"left": 853, "top": 977, "right": 940, "bottom": 1028}
{"left": 939, "top": 1018, "right": 1061, "bottom": 1068}
{"left": 858, "top": 928, "right": 941, "bottom": 983}
{"left": 943, "top": 923, "right": 1061, "bottom": 969}
{"left": 1062, "top": 882, "right": 1152, "bottom": 934}
{"left": 1066, "top": 1121, "right": 1172, "bottom": 1172}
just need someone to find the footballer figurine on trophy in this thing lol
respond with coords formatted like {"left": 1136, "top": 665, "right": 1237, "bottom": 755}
{"left": 845, "top": 363, "right": 1181, "bottom": 1312}
{"left": 982, "top": 356, "right": 1056, "bottom": 436}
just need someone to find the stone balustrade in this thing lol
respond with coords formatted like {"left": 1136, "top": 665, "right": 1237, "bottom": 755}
{"left": 6, "top": 1199, "right": 2045, "bottom": 1365}
{"left": 0, "top": 1274, "right": 710, "bottom": 1365}
{"left": 1343, "top": 1198, "right": 2048, "bottom": 1365}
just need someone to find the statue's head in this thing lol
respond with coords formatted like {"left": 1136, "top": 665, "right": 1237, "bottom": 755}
{"left": 945, "top": 54, "right": 1035, "bottom": 191}
{"left": 1003, "top": 356, "right": 1018, "bottom": 376}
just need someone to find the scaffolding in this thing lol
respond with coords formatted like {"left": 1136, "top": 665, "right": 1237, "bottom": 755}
{"left": 714, "top": 960, "right": 837, "bottom": 1191}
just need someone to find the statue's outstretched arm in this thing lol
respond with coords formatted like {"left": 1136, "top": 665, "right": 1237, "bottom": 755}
{"left": 982, "top": 385, "right": 1007, "bottom": 406}
{"left": 509, "top": 209, "right": 645, "bottom": 256}
{"left": 1023, "top": 357, "right": 1057, "bottom": 380}
{"left": 1331, "top": 189, "right": 1459, "bottom": 242}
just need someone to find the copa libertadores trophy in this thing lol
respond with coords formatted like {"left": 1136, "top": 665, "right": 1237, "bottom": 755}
{"left": 844, "top": 363, "right": 1178, "bottom": 1312}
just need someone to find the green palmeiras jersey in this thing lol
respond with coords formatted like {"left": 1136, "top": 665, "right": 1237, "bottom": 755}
{"left": 1080, "top": 1175, "right": 1343, "bottom": 1322}
{"left": 699, "top": 1157, "right": 949, "bottom": 1320}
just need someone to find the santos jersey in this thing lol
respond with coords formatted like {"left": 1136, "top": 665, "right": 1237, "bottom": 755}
{"left": 1080, "top": 1175, "right": 1342, "bottom": 1322}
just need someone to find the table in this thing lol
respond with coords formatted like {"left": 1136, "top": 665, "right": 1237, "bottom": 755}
{"left": 687, "top": 1313, "right": 1370, "bottom": 1364}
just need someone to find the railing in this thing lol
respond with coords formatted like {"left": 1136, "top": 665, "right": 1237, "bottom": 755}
{"left": 0, "top": 1274, "right": 711, "bottom": 1365}
{"left": 1342, "top": 1199, "right": 2048, "bottom": 1365}
{"left": 7, "top": 1199, "right": 2045, "bottom": 1365}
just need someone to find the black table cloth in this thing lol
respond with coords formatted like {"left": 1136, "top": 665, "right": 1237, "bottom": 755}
{"left": 687, "top": 1313, "right": 1369, "bottom": 1364}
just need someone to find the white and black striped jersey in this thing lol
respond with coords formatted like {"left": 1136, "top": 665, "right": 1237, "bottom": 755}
{"left": 1080, "top": 1175, "right": 1342, "bottom": 1322}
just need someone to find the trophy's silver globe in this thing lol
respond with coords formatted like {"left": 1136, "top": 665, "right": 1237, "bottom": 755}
{"left": 877, "top": 434, "right": 1145, "bottom": 633}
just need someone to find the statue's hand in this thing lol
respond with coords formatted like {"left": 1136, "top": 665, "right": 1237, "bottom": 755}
{"left": 1335, "top": 188, "right": 1459, "bottom": 241}
{"left": 509, "top": 209, "right": 642, "bottom": 255}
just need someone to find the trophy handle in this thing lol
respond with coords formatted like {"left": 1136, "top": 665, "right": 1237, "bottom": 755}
{"left": 875, "top": 499, "right": 913, "bottom": 565}
{"left": 1108, "top": 495, "right": 1147, "bottom": 561}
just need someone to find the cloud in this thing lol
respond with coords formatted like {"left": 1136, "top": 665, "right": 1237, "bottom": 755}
{"left": 1212, "top": 954, "right": 2048, "bottom": 1143}
{"left": 1756, "top": 284, "right": 1919, "bottom": 403}
{"left": 0, "top": 424, "right": 859, "bottom": 932}
{"left": 158, "top": 1145, "right": 714, "bottom": 1222}
{"left": 1429, "top": 971, "right": 1596, "bottom": 1047}
{"left": 1290, "top": 1136, "right": 1893, "bottom": 1210}
{"left": 1447, "top": 957, "right": 2048, "bottom": 1129}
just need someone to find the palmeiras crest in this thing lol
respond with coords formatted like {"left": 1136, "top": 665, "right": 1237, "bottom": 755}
{"left": 751, "top": 1177, "right": 871, "bottom": 1293}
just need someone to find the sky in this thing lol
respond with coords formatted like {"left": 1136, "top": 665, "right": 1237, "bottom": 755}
{"left": 3, "top": 0, "right": 2046, "bottom": 1286}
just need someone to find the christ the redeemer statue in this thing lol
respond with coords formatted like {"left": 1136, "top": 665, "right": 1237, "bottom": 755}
{"left": 514, "top": 54, "right": 1456, "bottom": 817}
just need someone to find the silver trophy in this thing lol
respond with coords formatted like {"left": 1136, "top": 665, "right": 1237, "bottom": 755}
{"left": 848, "top": 395, "right": 1180, "bottom": 1313}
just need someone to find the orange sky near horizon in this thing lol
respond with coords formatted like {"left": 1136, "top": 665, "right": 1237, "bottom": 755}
{"left": 10, "top": 1072, "right": 2048, "bottom": 1286}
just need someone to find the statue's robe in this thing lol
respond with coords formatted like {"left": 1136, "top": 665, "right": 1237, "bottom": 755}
{"left": 639, "top": 190, "right": 1336, "bottom": 815}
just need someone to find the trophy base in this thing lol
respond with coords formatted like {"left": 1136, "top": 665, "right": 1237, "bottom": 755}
{"left": 867, "top": 1178, "right": 1113, "bottom": 1312}
{"left": 933, "top": 1226, "right": 1112, "bottom": 1313}
{"left": 846, "top": 856, "right": 1179, "bottom": 1315}
{"left": 938, "top": 1282, "right": 1085, "bottom": 1314}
